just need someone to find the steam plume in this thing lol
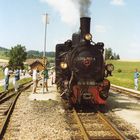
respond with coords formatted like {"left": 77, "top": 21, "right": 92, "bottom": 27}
{"left": 41, "top": 0, "right": 91, "bottom": 26}
{"left": 76, "top": 0, "right": 91, "bottom": 17}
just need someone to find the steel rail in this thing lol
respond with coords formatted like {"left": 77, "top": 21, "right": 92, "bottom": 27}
{"left": 0, "top": 79, "right": 33, "bottom": 105}
{"left": 0, "top": 82, "right": 32, "bottom": 140}
{"left": 72, "top": 109, "right": 90, "bottom": 140}
{"left": 0, "top": 89, "right": 14, "bottom": 100}
{"left": 97, "top": 111, "right": 128, "bottom": 140}
{"left": 0, "top": 92, "right": 6, "bottom": 100}
{"left": 0, "top": 93, "right": 16, "bottom": 104}
{"left": 72, "top": 107, "right": 128, "bottom": 140}
{"left": 111, "top": 84, "right": 140, "bottom": 99}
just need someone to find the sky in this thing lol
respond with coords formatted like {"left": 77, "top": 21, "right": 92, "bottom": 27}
{"left": 0, "top": 0, "right": 140, "bottom": 60}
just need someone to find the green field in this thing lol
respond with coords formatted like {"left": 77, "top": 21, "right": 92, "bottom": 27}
{"left": 0, "top": 60, "right": 140, "bottom": 91}
{"left": 0, "top": 68, "right": 4, "bottom": 79}
{"left": 0, "top": 77, "right": 32, "bottom": 92}
{"left": 107, "top": 60, "right": 140, "bottom": 90}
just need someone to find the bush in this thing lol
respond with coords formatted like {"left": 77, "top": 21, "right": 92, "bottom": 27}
{"left": 117, "top": 69, "right": 122, "bottom": 73}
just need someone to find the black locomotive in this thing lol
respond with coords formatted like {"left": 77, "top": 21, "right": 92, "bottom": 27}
{"left": 55, "top": 17, "right": 114, "bottom": 107}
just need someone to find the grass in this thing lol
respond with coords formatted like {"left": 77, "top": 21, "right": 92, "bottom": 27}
{"left": 0, "top": 69, "right": 4, "bottom": 79}
{"left": 1, "top": 60, "right": 140, "bottom": 91}
{"left": 0, "top": 77, "right": 32, "bottom": 92}
{"left": 107, "top": 60, "right": 140, "bottom": 90}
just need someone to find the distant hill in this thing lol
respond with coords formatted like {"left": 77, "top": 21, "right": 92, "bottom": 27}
{"left": 27, "top": 50, "right": 55, "bottom": 58}
{"left": 0, "top": 46, "right": 55, "bottom": 60}
{"left": 0, "top": 47, "right": 9, "bottom": 59}
{"left": 0, "top": 46, "right": 9, "bottom": 51}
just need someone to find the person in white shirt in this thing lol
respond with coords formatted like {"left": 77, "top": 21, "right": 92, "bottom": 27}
{"left": 51, "top": 71, "right": 56, "bottom": 85}
{"left": 32, "top": 67, "right": 39, "bottom": 93}
{"left": 4, "top": 65, "right": 10, "bottom": 91}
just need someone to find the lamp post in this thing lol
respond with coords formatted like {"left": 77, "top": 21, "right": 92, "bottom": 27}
{"left": 42, "top": 13, "right": 48, "bottom": 94}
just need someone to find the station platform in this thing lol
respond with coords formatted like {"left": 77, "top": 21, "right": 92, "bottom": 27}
{"left": 29, "top": 79, "right": 58, "bottom": 101}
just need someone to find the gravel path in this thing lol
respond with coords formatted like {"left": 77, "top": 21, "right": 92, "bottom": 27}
{"left": 3, "top": 82, "right": 140, "bottom": 140}
{"left": 3, "top": 84, "right": 72, "bottom": 140}
{"left": 108, "top": 90, "right": 140, "bottom": 131}
{"left": 107, "top": 91, "right": 140, "bottom": 139}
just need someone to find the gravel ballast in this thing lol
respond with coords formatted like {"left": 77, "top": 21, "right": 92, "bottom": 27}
{"left": 3, "top": 82, "right": 140, "bottom": 140}
{"left": 3, "top": 84, "right": 72, "bottom": 140}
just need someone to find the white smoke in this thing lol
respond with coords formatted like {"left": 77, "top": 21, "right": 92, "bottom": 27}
{"left": 41, "top": 0, "right": 79, "bottom": 26}
{"left": 41, "top": 0, "right": 91, "bottom": 26}
{"left": 72, "top": 0, "right": 91, "bottom": 17}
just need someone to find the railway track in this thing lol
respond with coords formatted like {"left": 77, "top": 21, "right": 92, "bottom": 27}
{"left": 0, "top": 81, "right": 32, "bottom": 139}
{"left": 68, "top": 108, "right": 128, "bottom": 140}
{"left": 110, "top": 84, "right": 140, "bottom": 99}
{"left": 0, "top": 82, "right": 138, "bottom": 139}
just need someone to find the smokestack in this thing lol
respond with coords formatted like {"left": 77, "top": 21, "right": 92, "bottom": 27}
{"left": 80, "top": 17, "right": 91, "bottom": 39}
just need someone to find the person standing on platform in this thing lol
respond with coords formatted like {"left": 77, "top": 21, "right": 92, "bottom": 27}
{"left": 134, "top": 68, "right": 139, "bottom": 90}
{"left": 32, "top": 67, "right": 39, "bottom": 93}
{"left": 4, "top": 65, "right": 10, "bottom": 92}
{"left": 52, "top": 70, "right": 56, "bottom": 85}
{"left": 42, "top": 66, "right": 49, "bottom": 91}
{"left": 50, "top": 71, "right": 54, "bottom": 86}
{"left": 13, "top": 68, "right": 20, "bottom": 92}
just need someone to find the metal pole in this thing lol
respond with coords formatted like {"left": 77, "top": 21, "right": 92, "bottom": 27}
{"left": 43, "top": 13, "right": 48, "bottom": 94}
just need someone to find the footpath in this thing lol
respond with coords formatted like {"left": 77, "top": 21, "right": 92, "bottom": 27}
{"left": 29, "top": 78, "right": 58, "bottom": 101}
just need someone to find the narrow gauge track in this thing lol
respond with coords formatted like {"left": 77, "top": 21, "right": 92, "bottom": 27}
{"left": 67, "top": 108, "right": 128, "bottom": 140}
{"left": 0, "top": 80, "right": 32, "bottom": 101}
{"left": 0, "top": 81, "right": 33, "bottom": 139}
{"left": 110, "top": 84, "right": 140, "bottom": 100}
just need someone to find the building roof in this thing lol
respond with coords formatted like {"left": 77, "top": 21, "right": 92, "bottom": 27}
{"left": 25, "top": 59, "right": 44, "bottom": 65}
{"left": 29, "top": 60, "right": 43, "bottom": 67}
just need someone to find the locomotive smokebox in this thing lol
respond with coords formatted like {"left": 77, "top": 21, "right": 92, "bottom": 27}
{"left": 80, "top": 17, "right": 91, "bottom": 39}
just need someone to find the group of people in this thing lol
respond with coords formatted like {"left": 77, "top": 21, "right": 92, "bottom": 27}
{"left": 4, "top": 65, "right": 20, "bottom": 92}
{"left": 3, "top": 65, "right": 56, "bottom": 93}
{"left": 2, "top": 65, "right": 140, "bottom": 92}
{"left": 32, "top": 66, "right": 55, "bottom": 93}
{"left": 32, "top": 67, "right": 48, "bottom": 93}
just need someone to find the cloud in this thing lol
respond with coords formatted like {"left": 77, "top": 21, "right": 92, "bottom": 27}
{"left": 110, "top": 0, "right": 125, "bottom": 6}
{"left": 40, "top": 0, "right": 92, "bottom": 26}
{"left": 40, "top": 0, "right": 79, "bottom": 26}
{"left": 95, "top": 25, "right": 106, "bottom": 33}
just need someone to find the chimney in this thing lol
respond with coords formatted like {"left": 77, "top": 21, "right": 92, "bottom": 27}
{"left": 80, "top": 17, "right": 91, "bottom": 39}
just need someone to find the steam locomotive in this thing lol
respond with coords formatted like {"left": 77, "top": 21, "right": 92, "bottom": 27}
{"left": 55, "top": 17, "right": 114, "bottom": 108}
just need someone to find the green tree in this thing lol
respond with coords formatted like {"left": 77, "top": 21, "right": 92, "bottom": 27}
{"left": 9, "top": 44, "right": 27, "bottom": 70}
{"left": 105, "top": 48, "right": 113, "bottom": 60}
{"left": 4, "top": 51, "right": 9, "bottom": 57}
{"left": 116, "top": 54, "right": 120, "bottom": 59}
{"left": 105, "top": 48, "right": 120, "bottom": 60}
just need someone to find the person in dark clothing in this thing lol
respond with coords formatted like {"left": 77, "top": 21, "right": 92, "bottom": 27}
{"left": 13, "top": 69, "right": 20, "bottom": 92}
{"left": 42, "top": 67, "right": 49, "bottom": 91}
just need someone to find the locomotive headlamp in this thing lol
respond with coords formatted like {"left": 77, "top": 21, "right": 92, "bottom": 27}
{"left": 60, "top": 62, "right": 67, "bottom": 69}
{"left": 85, "top": 33, "right": 92, "bottom": 41}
